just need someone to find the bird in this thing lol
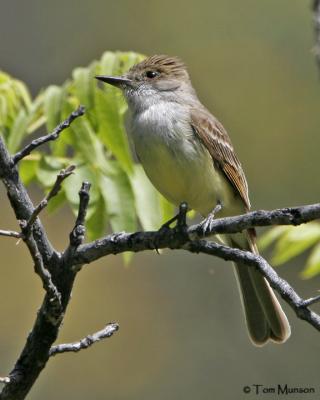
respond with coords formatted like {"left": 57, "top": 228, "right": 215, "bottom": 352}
{"left": 96, "top": 55, "right": 290, "bottom": 345}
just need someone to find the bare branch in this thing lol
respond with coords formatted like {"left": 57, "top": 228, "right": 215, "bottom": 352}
{"left": 0, "top": 115, "right": 82, "bottom": 400}
{"left": 23, "top": 165, "right": 75, "bottom": 234}
{"left": 301, "top": 294, "right": 320, "bottom": 307}
{"left": 20, "top": 225, "right": 61, "bottom": 310}
{"left": 0, "top": 136, "right": 55, "bottom": 265}
{"left": 67, "top": 181, "right": 91, "bottom": 251}
{"left": 69, "top": 202, "right": 320, "bottom": 333}
{"left": 49, "top": 323, "right": 119, "bottom": 357}
{"left": 72, "top": 203, "right": 320, "bottom": 265}
{"left": 0, "top": 230, "right": 21, "bottom": 239}
{"left": 189, "top": 203, "right": 320, "bottom": 238}
{"left": 12, "top": 105, "right": 85, "bottom": 164}
{"left": 16, "top": 166, "right": 77, "bottom": 309}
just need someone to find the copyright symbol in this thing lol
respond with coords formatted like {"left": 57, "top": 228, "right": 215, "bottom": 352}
{"left": 243, "top": 386, "right": 251, "bottom": 394}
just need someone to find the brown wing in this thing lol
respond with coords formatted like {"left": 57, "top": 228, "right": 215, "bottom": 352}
{"left": 190, "top": 108, "right": 251, "bottom": 210}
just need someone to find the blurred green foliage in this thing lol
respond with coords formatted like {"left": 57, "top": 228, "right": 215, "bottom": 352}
{"left": 259, "top": 223, "right": 320, "bottom": 279}
{"left": 0, "top": 51, "right": 175, "bottom": 243}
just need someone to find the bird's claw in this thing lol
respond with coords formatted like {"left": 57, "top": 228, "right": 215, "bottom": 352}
{"left": 200, "top": 202, "right": 222, "bottom": 236}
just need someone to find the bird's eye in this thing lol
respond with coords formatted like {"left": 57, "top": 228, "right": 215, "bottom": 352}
{"left": 146, "top": 70, "right": 159, "bottom": 79}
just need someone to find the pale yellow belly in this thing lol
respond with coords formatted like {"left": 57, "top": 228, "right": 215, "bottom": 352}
{"left": 135, "top": 137, "right": 244, "bottom": 217}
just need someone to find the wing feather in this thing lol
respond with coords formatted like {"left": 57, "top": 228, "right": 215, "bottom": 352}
{"left": 190, "top": 108, "right": 251, "bottom": 209}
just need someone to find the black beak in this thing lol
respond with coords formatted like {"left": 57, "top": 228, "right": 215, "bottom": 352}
{"left": 95, "top": 75, "right": 132, "bottom": 87}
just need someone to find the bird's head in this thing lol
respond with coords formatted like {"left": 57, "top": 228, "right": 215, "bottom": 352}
{"left": 96, "top": 55, "right": 194, "bottom": 111}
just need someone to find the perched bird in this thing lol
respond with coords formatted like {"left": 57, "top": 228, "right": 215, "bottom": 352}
{"left": 96, "top": 55, "right": 290, "bottom": 345}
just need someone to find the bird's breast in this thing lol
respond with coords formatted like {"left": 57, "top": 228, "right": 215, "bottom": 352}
{"left": 128, "top": 103, "right": 237, "bottom": 215}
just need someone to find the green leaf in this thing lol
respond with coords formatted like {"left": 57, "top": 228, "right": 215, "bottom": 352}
{"left": 69, "top": 116, "right": 109, "bottom": 169}
{"left": 7, "top": 108, "right": 28, "bottom": 152}
{"left": 19, "top": 157, "right": 39, "bottom": 186}
{"left": 103, "top": 51, "right": 145, "bottom": 76}
{"left": 301, "top": 243, "right": 320, "bottom": 279}
{"left": 0, "top": 95, "right": 8, "bottom": 129}
{"left": 257, "top": 226, "right": 292, "bottom": 251}
{"left": 64, "top": 164, "right": 100, "bottom": 213}
{"left": 100, "top": 162, "right": 137, "bottom": 233}
{"left": 73, "top": 67, "right": 94, "bottom": 107}
{"left": 44, "top": 85, "right": 63, "bottom": 131}
{"left": 99, "top": 51, "right": 144, "bottom": 77}
{"left": 130, "top": 164, "right": 162, "bottom": 230}
{"left": 72, "top": 62, "right": 98, "bottom": 129}
{"left": 12, "top": 79, "right": 32, "bottom": 110}
{"left": 272, "top": 223, "right": 320, "bottom": 265}
{"left": 95, "top": 88, "right": 133, "bottom": 173}
{"left": 50, "top": 97, "right": 77, "bottom": 157}
{"left": 0, "top": 72, "right": 32, "bottom": 146}
{"left": 100, "top": 52, "right": 118, "bottom": 75}
{"left": 37, "top": 156, "right": 65, "bottom": 188}
{"left": 86, "top": 194, "right": 107, "bottom": 240}
{"left": 27, "top": 92, "right": 46, "bottom": 134}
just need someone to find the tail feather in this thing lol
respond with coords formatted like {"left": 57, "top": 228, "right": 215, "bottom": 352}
{"left": 230, "top": 232, "right": 290, "bottom": 346}
{"left": 235, "top": 263, "right": 270, "bottom": 345}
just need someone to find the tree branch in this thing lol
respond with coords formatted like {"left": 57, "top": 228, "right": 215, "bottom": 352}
{"left": 0, "top": 109, "right": 87, "bottom": 400}
{"left": 0, "top": 230, "right": 21, "bottom": 239}
{"left": 72, "top": 203, "right": 320, "bottom": 265}
{"left": 22, "top": 232, "right": 62, "bottom": 311}
{"left": 49, "top": 323, "right": 119, "bottom": 357}
{"left": 15, "top": 166, "right": 77, "bottom": 312}
{"left": 67, "top": 202, "right": 320, "bottom": 332}
{"left": 189, "top": 203, "right": 320, "bottom": 237}
{"left": 68, "top": 181, "right": 91, "bottom": 249}
{"left": 12, "top": 105, "right": 85, "bottom": 165}
{"left": 23, "top": 165, "right": 75, "bottom": 235}
{"left": 184, "top": 240, "right": 320, "bottom": 331}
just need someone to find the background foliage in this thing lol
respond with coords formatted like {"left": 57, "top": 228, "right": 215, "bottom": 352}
{"left": 259, "top": 223, "right": 320, "bottom": 279}
{"left": 1, "top": 51, "right": 175, "bottom": 246}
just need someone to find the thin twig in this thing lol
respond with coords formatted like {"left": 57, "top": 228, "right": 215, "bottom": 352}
{"left": 68, "top": 182, "right": 91, "bottom": 249}
{"left": 0, "top": 230, "right": 21, "bottom": 239}
{"left": 23, "top": 233, "right": 61, "bottom": 312}
{"left": 13, "top": 105, "right": 85, "bottom": 165}
{"left": 49, "top": 323, "right": 119, "bottom": 357}
{"left": 24, "top": 165, "right": 75, "bottom": 234}
{"left": 301, "top": 294, "right": 320, "bottom": 307}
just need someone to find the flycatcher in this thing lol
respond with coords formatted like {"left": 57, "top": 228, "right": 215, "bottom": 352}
{"left": 96, "top": 55, "right": 290, "bottom": 345}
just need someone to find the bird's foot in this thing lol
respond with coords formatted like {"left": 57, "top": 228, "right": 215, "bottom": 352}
{"left": 199, "top": 202, "right": 222, "bottom": 236}
{"left": 160, "top": 202, "right": 188, "bottom": 231}
{"left": 155, "top": 202, "right": 188, "bottom": 254}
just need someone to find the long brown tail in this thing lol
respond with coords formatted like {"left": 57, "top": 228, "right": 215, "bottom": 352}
{"left": 230, "top": 232, "right": 291, "bottom": 346}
